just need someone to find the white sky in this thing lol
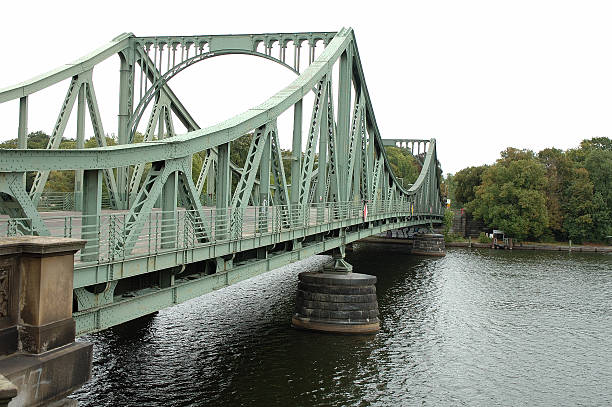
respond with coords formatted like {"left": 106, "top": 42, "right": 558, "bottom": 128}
{"left": 1, "top": 0, "right": 611, "bottom": 174}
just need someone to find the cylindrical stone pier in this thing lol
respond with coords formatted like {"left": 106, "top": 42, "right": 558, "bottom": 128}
{"left": 291, "top": 271, "right": 380, "bottom": 334}
{"left": 412, "top": 233, "right": 446, "bottom": 256}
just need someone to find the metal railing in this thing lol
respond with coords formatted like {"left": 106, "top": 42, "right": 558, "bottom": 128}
{"left": 0, "top": 200, "right": 442, "bottom": 265}
{"left": 36, "top": 192, "right": 113, "bottom": 212}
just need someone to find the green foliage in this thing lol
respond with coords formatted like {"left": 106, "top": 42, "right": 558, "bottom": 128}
{"left": 537, "top": 148, "right": 572, "bottom": 238}
{"left": 384, "top": 146, "right": 420, "bottom": 187}
{"left": 470, "top": 151, "right": 549, "bottom": 241}
{"left": 281, "top": 149, "right": 292, "bottom": 184}
{"left": 453, "top": 165, "right": 487, "bottom": 210}
{"left": 443, "top": 209, "right": 454, "bottom": 236}
{"left": 478, "top": 232, "right": 491, "bottom": 244}
{"left": 442, "top": 173, "right": 455, "bottom": 206}
{"left": 444, "top": 232, "right": 467, "bottom": 243}
{"left": 448, "top": 137, "right": 612, "bottom": 243}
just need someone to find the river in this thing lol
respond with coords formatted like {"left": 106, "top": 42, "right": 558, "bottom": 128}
{"left": 72, "top": 245, "right": 612, "bottom": 406}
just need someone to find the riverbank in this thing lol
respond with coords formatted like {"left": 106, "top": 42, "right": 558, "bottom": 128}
{"left": 446, "top": 241, "right": 612, "bottom": 252}
{"left": 357, "top": 236, "right": 612, "bottom": 253}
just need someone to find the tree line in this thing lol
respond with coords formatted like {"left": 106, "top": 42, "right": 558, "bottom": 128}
{"left": 445, "top": 137, "right": 612, "bottom": 243}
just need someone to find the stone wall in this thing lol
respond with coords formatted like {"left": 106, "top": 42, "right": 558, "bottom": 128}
{"left": 412, "top": 233, "right": 446, "bottom": 256}
{"left": 0, "top": 237, "right": 92, "bottom": 406}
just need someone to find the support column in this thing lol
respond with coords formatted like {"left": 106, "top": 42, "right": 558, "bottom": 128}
{"left": 81, "top": 169, "right": 102, "bottom": 262}
{"left": 337, "top": 48, "right": 353, "bottom": 202}
{"left": 316, "top": 86, "right": 329, "bottom": 222}
{"left": 290, "top": 100, "right": 302, "bottom": 226}
{"left": 206, "top": 158, "right": 216, "bottom": 206}
{"left": 161, "top": 171, "right": 178, "bottom": 249}
{"left": 0, "top": 237, "right": 92, "bottom": 406}
{"left": 17, "top": 96, "right": 28, "bottom": 189}
{"left": 216, "top": 143, "right": 231, "bottom": 239}
{"left": 259, "top": 136, "right": 271, "bottom": 233}
{"left": 352, "top": 116, "right": 362, "bottom": 201}
{"left": 291, "top": 263, "right": 380, "bottom": 334}
{"left": 74, "top": 85, "right": 86, "bottom": 211}
{"left": 367, "top": 125, "right": 375, "bottom": 199}
{"left": 158, "top": 108, "right": 165, "bottom": 140}
{"left": 117, "top": 52, "right": 133, "bottom": 209}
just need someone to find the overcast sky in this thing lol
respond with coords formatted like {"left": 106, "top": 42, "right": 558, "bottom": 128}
{"left": 1, "top": 0, "right": 611, "bottom": 174}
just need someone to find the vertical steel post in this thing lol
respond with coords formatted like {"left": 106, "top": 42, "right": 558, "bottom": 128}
{"left": 81, "top": 169, "right": 102, "bottom": 262}
{"left": 207, "top": 159, "right": 216, "bottom": 205}
{"left": 161, "top": 171, "right": 178, "bottom": 249}
{"left": 117, "top": 52, "right": 133, "bottom": 209}
{"left": 367, "top": 123, "right": 375, "bottom": 200}
{"left": 216, "top": 143, "right": 231, "bottom": 239}
{"left": 259, "top": 135, "right": 271, "bottom": 232}
{"left": 74, "top": 85, "right": 86, "bottom": 211}
{"left": 18, "top": 96, "right": 28, "bottom": 188}
{"left": 158, "top": 108, "right": 165, "bottom": 140}
{"left": 316, "top": 85, "right": 329, "bottom": 220}
{"left": 352, "top": 118, "right": 362, "bottom": 201}
{"left": 337, "top": 47, "right": 353, "bottom": 202}
{"left": 290, "top": 100, "right": 302, "bottom": 225}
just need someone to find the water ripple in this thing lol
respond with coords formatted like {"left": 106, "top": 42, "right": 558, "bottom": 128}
{"left": 73, "top": 248, "right": 612, "bottom": 406}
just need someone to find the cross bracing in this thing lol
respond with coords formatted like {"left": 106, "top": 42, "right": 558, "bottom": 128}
{"left": 0, "top": 28, "right": 444, "bottom": 335}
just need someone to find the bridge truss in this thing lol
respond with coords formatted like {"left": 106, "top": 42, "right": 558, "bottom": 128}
{"left": 0, "top": 28, "right": 443, "bottom": 335}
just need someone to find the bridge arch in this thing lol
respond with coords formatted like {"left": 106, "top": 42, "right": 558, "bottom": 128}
{"left": 129, "top": 48, "right": 302, "bottom": 140}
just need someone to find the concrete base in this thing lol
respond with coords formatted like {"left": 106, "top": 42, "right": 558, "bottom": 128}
{"left": 291, "top": 316, "right": 380, "bottom": 334}
{"left": 412, "top": 233, "right": 446, "bottom": 256}
{"left": 292, "top": 271, "right": 380, "bottom": 334}
{"left": 0, "top": 342, "right": 92, "bottom": 407}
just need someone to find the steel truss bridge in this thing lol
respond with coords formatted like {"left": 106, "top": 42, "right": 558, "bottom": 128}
{"left": 0, "top": 28, "right": 443, "bottom": 335}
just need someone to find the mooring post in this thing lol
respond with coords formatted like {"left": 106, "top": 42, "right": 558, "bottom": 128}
{"left": 0, "top": 236, "right": 92, "bottom": 406}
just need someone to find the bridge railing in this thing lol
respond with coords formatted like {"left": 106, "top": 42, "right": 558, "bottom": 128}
{"left": 35, "top": 192, "right": 113, "bottom": 212}
{"left": 0, "top": 200, "right": 442, "bottom": 264}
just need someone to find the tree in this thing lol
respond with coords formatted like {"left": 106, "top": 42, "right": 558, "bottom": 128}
{"left": 442, "top": 173, "right": 456, "bottom": 206}
{"left": 562, "top": 168, "right": 597, "bottom": 243}
{"left": 453, "top": 165, "right": 487, "bottom": 210}
{"left": 537, "top": 148, "right": 573, "bottom": 239}
{"left": 471, "top": 153, "right": 548, "bottom": 241}
{"left": 580, "top": 137, "right": 612, "bottom": 152}
{"left": 383, "top": 146, "right": 420, "bottom": 187}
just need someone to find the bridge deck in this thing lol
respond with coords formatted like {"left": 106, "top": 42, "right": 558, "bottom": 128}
{"left": 0, "top": 202, "right": 429, "bottom": 267}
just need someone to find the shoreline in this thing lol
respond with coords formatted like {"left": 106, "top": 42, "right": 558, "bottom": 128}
{"left": 445, "top": 241, "right": 612, "bottom": 252}
{"left": 357, "top": 236, "right": 612, "bottom": 253}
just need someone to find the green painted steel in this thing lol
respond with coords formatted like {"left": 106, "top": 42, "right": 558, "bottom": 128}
{"left": 0, "top": 28, "right": 445, "bottom": 336}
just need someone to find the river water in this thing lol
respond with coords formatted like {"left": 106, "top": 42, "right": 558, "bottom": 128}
{"left": 73, "top": 246, "right": 612, "bottom": 406}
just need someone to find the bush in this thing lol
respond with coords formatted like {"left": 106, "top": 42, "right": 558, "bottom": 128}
{"left": 443, "top": 209, "right": 454, "bottom": 236}
{"left": 444, "top": 233, "right": 467, "bottom": 243}
{"left": 478, "top": 232, "right": 491, "bottom": 244}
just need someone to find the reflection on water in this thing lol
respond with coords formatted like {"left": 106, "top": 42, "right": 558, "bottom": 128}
{"left": 73, "top": 247, "right": 612, "bottom": 406}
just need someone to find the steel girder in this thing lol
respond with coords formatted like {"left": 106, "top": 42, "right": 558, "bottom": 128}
{"left": 0, "top": 27, "right": 444, "bottom": 240}
{"left": 0, "top": 28, "right": 448, "bottom": 336}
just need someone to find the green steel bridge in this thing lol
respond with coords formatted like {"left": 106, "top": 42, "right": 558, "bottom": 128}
{"left": 0, "top": 28, "right": 443, "bottom": 336}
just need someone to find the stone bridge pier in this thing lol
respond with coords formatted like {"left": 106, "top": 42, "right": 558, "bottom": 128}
{"left": 0, "top": 237, "right": 92, "bottom": 406}
{"left": 292, "top": 245, "right": 380, "bottom": 334}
